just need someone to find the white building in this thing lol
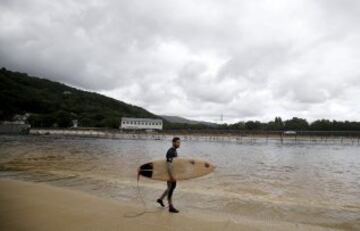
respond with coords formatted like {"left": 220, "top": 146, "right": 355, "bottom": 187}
{"left": 72, "top": 120, "right": 78, "bottom": 128}
{"left": 120, "top": 117, "right": 163, "bottom": 130}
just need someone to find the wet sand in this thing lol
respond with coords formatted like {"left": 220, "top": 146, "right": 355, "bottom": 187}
{"left": 0, "top": 178, "right": 343, "bottom": 231}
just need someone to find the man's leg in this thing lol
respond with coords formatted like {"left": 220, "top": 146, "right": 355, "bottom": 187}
{"left": 167, "top": 181, "right": 179, "bottom": 213}
{"left": 167, "top": 181, "right": 175, "bottom": 206}
{"left": 159, "top": 185, "right": 168, "bottom": 200}
{"left": 156, "top": 181, "right": 169, "bottom": 207}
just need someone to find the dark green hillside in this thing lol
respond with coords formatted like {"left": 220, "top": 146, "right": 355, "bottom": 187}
{"left": 0, "top": 68, "right": 158, "bottom": 128}
{"left": 2, "top": 67, "right": 360, "bottom": 132}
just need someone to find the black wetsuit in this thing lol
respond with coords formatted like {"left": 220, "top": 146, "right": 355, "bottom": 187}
{"left": 166, "top": 147, "right": 177, "bottom": 200}
{"left": 166, "top": 147, "right": 178, "bottom": 163}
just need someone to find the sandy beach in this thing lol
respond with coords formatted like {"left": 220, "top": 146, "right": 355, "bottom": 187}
{"left": 0, "top": 178, "right": 346, "bottom": 231}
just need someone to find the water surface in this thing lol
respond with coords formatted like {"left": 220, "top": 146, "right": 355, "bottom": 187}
{"left": 0, "top": 135, "right": 359, "bottom": 230}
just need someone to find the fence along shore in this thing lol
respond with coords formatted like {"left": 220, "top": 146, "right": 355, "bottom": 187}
{"left": 28, "top": 129, "right": 360, "bottom": 145}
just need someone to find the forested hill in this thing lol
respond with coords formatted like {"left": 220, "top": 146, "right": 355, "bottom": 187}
{"left": 0, "top": 68, "right": 158, "bottom": 128}
{"left": 2, "top": 67, "right": 360, "bottom": 132}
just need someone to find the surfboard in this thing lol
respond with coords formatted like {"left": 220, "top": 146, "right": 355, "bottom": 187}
{"left": 138, "top": 158, "right": 215, "bottom": 181}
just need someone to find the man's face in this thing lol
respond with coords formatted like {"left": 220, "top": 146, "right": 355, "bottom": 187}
{"left": 173, "top": 140, "right": 181, "bottom": 148}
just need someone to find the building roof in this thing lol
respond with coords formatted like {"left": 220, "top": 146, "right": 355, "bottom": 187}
{"left": 121, "top": 117, "right": 162, "bottom": 122}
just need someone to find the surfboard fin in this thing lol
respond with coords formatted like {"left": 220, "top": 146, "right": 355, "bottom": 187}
{"left": 138, "top": 163, "right": 153, "bottom": 179}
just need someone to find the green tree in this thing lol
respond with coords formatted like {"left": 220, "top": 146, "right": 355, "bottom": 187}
{"left": 56, "top": 111, "right": 73, "bottom": 128}
{"left": 230, "top": 121, "right": 246, "bottom": 130}
{"left": 284, "top": 117, "right": 309, "bottom": 131}
{"left": 266, "top": 117, "right": 284, "bottom": 130}
{"left": 310, "top": 119, "right": 332, "bottom": 131}
{"left": 245, "top": 121, "right": 262, "bottom": 130}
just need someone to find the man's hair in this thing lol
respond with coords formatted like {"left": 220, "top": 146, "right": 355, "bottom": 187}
{"left": 172, "top": 137, "right": 180, "bottom": 143}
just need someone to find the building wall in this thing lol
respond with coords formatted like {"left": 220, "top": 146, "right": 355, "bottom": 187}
{"left": 120, "top": 118, "right": 163, "bottom": 130}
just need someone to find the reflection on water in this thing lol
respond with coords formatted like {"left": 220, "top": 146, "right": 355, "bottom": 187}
{"left": 0, "top": 135, "right": 359, "bottom": 230}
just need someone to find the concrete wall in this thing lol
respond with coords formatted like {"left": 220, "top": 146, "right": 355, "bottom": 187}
{"left": 27, "top": 129, "right": 360, "bottom": 145}
{"left": 0, "top": 124, "right": 30, "bottom": 134}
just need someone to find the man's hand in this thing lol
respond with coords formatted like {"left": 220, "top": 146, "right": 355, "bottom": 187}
{"left": 169, "top": 175, "right": 176, "bottom": 182}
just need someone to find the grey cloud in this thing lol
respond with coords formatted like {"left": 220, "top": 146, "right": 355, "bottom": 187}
{"left": 178, "top": 61, "right": 241, "bottom": 104}
{"left": 217, "top": 43, "right": 293, "bottom": 84}
{"left": 1, "top": 0, "right": 360, "bottom": 122}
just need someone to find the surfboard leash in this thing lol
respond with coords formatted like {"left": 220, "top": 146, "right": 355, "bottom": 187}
{"left": 123, "top": 168, "right": 159, "bottom": 218}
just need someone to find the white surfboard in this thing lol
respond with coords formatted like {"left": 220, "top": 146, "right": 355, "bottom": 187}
{"left": 138, "top": 158, "right": 215, "bottom": 181}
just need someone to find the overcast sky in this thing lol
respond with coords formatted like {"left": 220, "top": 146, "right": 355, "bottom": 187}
{"left": 1, "top": 0, "right": 359, "bottom": 123}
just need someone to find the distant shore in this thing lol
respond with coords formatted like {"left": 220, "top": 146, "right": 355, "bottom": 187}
{"left": 27, "top": 128, "right": 360, "bottom": 145}
{"left": 0, "top": 178, "right": 344, "bottom": 231}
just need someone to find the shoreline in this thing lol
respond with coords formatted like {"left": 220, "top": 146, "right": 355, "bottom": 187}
{"left": 0, "top": 178, "right": 344, "bottom": 231}
{"left": 24, "top": 129, "right": 360, "bottom": 145}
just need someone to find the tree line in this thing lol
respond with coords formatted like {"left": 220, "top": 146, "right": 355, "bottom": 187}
{"left": 164, "top": 117, "right": 360, "bottom": 131}
{"left": 221, "top": 117, "right": 360, "bottom": 131}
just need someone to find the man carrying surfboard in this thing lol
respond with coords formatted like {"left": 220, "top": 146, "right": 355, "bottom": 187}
{"left": 156, "top": 137, "right": 180, "bottom": 213}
